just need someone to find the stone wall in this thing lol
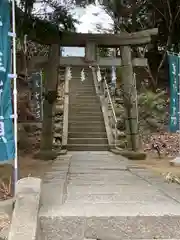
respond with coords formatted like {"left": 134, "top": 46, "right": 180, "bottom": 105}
{"left": 53, "top": 73, "right": 65, "bottom": 150}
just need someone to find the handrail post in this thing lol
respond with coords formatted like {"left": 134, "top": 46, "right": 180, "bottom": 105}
{"left": 94, "top": 65, "right": 118, "bottom": 148}
{"left": 62, "top": 67, "right": 70, "bottom": 149}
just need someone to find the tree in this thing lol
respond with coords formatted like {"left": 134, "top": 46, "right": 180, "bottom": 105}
{"left": 76, "top": 0, "right": 180, "bottom": 87}
{"left": 15, "top": 0, "right": 78, "bottom": 158}
{"left": 148, "top": 0, "right": 180, "bottom": 83}
{"left": 15, "top": 0, "right": 78, "bottom": 44}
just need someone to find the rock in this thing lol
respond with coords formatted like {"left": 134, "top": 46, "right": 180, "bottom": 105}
{"left": 117, "top": 140, "right": 127, "bottom": 148}
{"left": 116, "top": 119, "right": 125, "bottom": 131}
{"left": 54, "top": 115, "right": 63, "bottom": 123}
{"left": 54, "top": 123, "right": 63, "bottom": 133}
{"left": 170, "top": 157, "right": 180, "bottom": 166}
{"left": 117, "top": 131, "right": 126, "bottom": 138}
{"left": 59, "top": 149, "right": 67, "bottom": 155}
{"left": 23, "top": 123, "right": 42, "bottom": 133}
{"left": 18, "top": 126, "right": 31, "bottom": 150}
{"left": 115, "top": 107, "right": 124, "bottom": 116}
{"left": 54, "top": 133, "right": 62, "bottom": 140}
{"left": 113, "top": 130, "right": 126, "bottom": 140}
{"left": 33, "top": 150, "right": 58, "bottom": 161}
{"left": 146, "top": 118, "right": 162, "bottom": 129}
{"left": 121, "top": 150, "right": 147, "bottom": 160}
{"left": 53, "top": 142, "right": 61, "bottom": 149}
{"left": 111, "top": 148, "right": 123, "bottom": 155}
{"left": 54, "top": 105, "right": 63, "bottom": 115}
{"left": 56, "top": 99, "right": 64, "bottom": 105}
{"left": 112, "top": 148, "right": 147, "bottom": 160}
{"left": 115, "top": 98, "right": 124, "bottom": 104}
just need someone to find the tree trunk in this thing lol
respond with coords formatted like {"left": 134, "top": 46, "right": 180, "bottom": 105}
{"left": 40, "top": 44, "right": 59, "bottom": 153}
{"left": 120, "top": 46, "right": 139, "bottom": 151}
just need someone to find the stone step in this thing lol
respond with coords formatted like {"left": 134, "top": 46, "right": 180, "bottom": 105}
{"left": 69, "top": 97, "right": 99, "bottom": 102}
{"left": 70, "top": 86, "right": 95, "bottom": 89}
{"left": 70, "top": 92, "right": 96, "bottom": 96}
{"left": 71, "top": 77, "right": 92, "bottom": 80}
{"left": 70, "top": 85, "right": 94, "bottom": 88}
{"left": 70, "top": 88, "right": 95, "bottom": 93}
{"left": 69, "top": 98, "right": 99, "bottom": 102}
{"left": 69, "top": 110, "right": 102, "bottom": 114}
{"left": 69, "top": 82, "right": 94, "bottom": 86}
{"left": 70, "top": 85, "right": 94, "bottom": 89}
{"left": 70, "top": 95, "right": 98, "bottom": 98}
{"left": 69, "top": 109, "right": 103, "bottom": 114}
{"left": 68, "top": 126, "right": 106, "bottom": 133}
{"left": 68, "top": 138, "right": 108, "bottom": 145}
{"left": 69, "top": 99, "right": 100, "bottom": 104}
{"left": 69, "top": 111, "right": 103, "bottom": 116}
{"left": 70, "top": 76, "right": 81, "bottom": 79}
{"left": 40, "top": 203, "right": 180, "bottom": 240}
{"left": 69, "top": 94, "right": 98, "bottom": 98}
{"left": 68, "top": 132, "right": 107, "bottom": 138}
{"left": 69, "top": 103, "right": 102, "bottom": 110}
{"left": 69, "top": 82, "right": 94, "bottom": 87}
{"left": 70, "top": 94, "right": 97, "bottom": 98}
{"left": 70, "top": 94, "right": 98, "bottom": 98}
{"left": 69, "top": 105, "right": 101, "bottom": 110}
{"left": 69, "top": 104, "right": 101, "bottom": 108}
{"left": 70, "top": 91, "right": 96, "bottom": 95}
{"left": 70, "top": 77, "right": 93, "bottom": 80}
{"left": 68, "top": 113, "right": 103, "bottom": 118}
{"left": 67, "top": 144, "right": 109, "bottom": 151}
{"left": 68, "top": 115, "right": 104, "bottom": 121}
{"left": 70, "top": 85, "right": 95, "bottom": 89}
{"left": 68, "top": 121, "right": 105, "bottom": 127}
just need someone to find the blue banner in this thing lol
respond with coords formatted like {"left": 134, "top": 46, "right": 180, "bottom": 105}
{"left": 168, "top": 53, "right": 180, "bottom": 132}
{"left": 0, "top": 0, "right": 15, "bottom": 162}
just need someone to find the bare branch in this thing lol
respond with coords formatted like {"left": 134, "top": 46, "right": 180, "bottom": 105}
{"left": 173, "top": 6, "right": 180, "bottom": 25}
{"left": 166, "top": 0, "right": 172, "bottom": 26}
{"left": 150, "top": 2, "right": 166, "bottom": 20}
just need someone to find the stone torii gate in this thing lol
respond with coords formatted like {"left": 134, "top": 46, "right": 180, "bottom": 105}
{"left": 30, "top": 29, "right": 158, "bottom": 153}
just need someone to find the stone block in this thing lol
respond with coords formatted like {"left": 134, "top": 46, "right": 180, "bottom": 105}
{"left": 8, "top": 177, "right": 42, "bottom": 240}
{"left": 85, "top": 215, "right": 180, "bottom": 239}
{"left": 40, "top": 216, "right": 85, "bottom": 240}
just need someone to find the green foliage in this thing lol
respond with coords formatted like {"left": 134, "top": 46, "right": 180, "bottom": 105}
{"left": 116, "top": 67, "right": 122, "bottom": 78}
{"left": 17, "top": 0, "right": 180, "bottom": 51}
{"left": 148, "top": 0, "right": 180, "bottom": 52}
{"left": 98, "top": 48, "right": 111, "bottom": 57}
{"left": 138, "top": 89, "right": 167, "bottom": 119}
{"left": 80, "top": 0, "right": 180, "bottom": 51}
{"left": 15, "top": 0, "right": 78, "bottom": 44}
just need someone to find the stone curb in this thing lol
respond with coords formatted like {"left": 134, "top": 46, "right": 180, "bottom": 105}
{"left": 8, "top": 177, "right": 42, "bottom": 240}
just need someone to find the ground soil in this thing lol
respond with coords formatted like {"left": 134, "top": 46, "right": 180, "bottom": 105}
{"left": 133, "top": 153, "right": 180, "bottom": 177}
{"left": 0, "top": 152, "right": 53, "bottom": 200}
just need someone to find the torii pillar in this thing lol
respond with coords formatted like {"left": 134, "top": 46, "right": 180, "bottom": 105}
{"left": 85, "top": 41, "right": 97, "bottom": 63}
{"left": 120, "top": 46, "right": 139, "bottom": 151}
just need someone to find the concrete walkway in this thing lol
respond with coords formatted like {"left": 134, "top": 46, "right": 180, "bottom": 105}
{"left": 40, "top": 151, "right": 180, "bottom": 240}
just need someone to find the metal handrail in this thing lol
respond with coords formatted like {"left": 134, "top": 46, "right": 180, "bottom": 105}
{"left": 104, "top": 78, "right": 117, "bottom": 124}
{"left": 97, "top": 66, "right": 118, "bottom": 147}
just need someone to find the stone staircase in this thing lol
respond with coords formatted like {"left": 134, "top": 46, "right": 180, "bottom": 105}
{"left": 67, "top": 66, "right": 109, "bottom": 151}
